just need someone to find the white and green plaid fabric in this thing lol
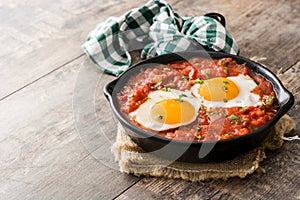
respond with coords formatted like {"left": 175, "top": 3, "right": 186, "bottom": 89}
{"left": 82, "top": 0, "right": 239, "bottom": 76}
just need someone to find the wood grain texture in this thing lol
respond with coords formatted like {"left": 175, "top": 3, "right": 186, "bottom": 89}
{"left": 1, "top": 0, "right": 299, "bottom": 199}
{"left": 172, "top": 0, "right": 300, "bottom": 73}
{"left": 0, "top": 56, "right": 140, "bottom": 200}
{"left": 278, "top": 60, "right": 300, "bottom": 131}
{"left": 0, "top": 0, "right": 161, "bottom": 99}
{"left": 2, "top": 0, "right": 299, "bottom": 100}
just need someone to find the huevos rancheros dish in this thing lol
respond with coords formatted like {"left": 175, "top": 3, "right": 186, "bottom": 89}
{"left": 117, "top": 57, "right": 278, "bottom": 142}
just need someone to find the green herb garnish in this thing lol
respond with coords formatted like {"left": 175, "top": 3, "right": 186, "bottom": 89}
{"left": 221, "top": 86, "right": 228, "bottom": 92}
{"left": 163, "top": 67, "right": 171, "bottom": 71}
{"left": 196, "top": 78, "right": 204, "bottom": 84}
{"left": 201, "top": 105, "right": 208, "bottom": 110}
{"left": 150, "top": 81, "right": 162, "bottom": 89}
{"left": 195, "top": 135, "right": 202, "bottom": 139}
{"left": 239, "top": 107, "right": 246, "bottom": 111}
{"left": 224, "top": 67, "right": 228, "bottom": 74}
{"left": 206, "top": 110, "right": 221, "bottom": 116}
{"left": 176, "top": 94, "right": 187, "bottom": 102}
{"left": 157, "top": 115, "right": 164, "bottom": 120}
{"left": 182, "top": 76, "right": 189, "bottom": 80}
{"left": 205, "top": 69, "right": 211, "bottom": 79}
{"left": 223, "top": 98, "right": 228, "bottom": 103}
{"left": 218, "top": 59, "right": 229, "bottom": 66}
{"left": 264, "top": 96, "right": 274, "bottom": 106}
{"left": 222, "top": 61, "right": 229, "bottom": 66}
{"left": 229, "top": 114, "right": 240, "bottom": 120}
{"left": 213, "top": 110, "right": 220, "bottom": 115}
{"left": 162, "top": 87, "right": 171, "bottom": 92}
{"left": 135, "top": 102, "right": 140, "bottom": 106}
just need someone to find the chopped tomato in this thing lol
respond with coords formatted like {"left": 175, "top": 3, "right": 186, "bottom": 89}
{"left": 118, "top": 58, "right": 278, "bottom": 142}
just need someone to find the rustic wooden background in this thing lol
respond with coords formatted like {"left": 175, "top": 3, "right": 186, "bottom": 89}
{"left": 0, "top": 0, "right": 299, "bottom": 199}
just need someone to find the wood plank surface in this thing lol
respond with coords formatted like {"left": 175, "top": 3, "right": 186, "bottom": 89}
{"left": 0, "top": 57, "right": 140, "bottom": 200}
{"left": 2, "top": 0, "right": 299, "bottom": 100}
{"left": 278, "top": 60, "right": 300, "bottom": 131}
{"left": 172, "top": 0, "right": 300, "bottom": 73}
{"left": 0, "top": 0, "right": 154, "bottom": 99}
{"left": 0, "top": 0, "right": 299, "bottom": 199}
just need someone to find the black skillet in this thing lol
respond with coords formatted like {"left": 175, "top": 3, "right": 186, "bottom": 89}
{"left": 103, "top": 14, "right": 294, "bottom": 163}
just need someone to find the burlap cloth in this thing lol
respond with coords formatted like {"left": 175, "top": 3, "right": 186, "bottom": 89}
{"left": 111, "top": 115, "right": 296, "bottom": 181}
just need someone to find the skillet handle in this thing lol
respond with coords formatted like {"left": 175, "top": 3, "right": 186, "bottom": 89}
{"left": 104, "top": 78, "right": 118, "bottom": 102}
{"left": 204, "top": 13, "right": 226, "bottom": 27}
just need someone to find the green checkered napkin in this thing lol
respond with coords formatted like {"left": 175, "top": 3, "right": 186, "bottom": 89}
{"left": 82, "top": 0, "right": 239, "bottom": 76}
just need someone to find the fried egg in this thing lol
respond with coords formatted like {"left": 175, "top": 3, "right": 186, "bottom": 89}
{"left": 130, "top": 89, "right": 200, "bottom": 131}
{"left": 191, "top": 74, "right": 261, "bottom": 108}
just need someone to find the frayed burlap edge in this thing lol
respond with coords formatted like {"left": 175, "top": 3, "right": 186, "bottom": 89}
{"left": 111, "top": 115, "right": 296, "bottom": 182}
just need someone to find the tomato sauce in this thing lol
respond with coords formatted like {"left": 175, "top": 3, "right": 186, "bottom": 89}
{"left": 117, "top": 57, "right": 278, "bottom": 142}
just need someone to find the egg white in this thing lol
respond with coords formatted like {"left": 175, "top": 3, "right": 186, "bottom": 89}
{"left": 191, "top": 74, "right": 262, "bottom": 108}
{"left": 130, "top": 89, "right": 200, "bottom": 131}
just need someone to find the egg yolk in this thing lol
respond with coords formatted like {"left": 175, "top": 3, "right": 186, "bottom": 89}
{"left": 151, "top": 99, "right": 196, "bottom": 124}
{"left": 198, "top": 77, "right": 239, "bottom": 101}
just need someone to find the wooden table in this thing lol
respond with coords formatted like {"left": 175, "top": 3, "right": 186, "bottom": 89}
{"left": 1, "top": 0, "right": 299, "bottom": 199}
